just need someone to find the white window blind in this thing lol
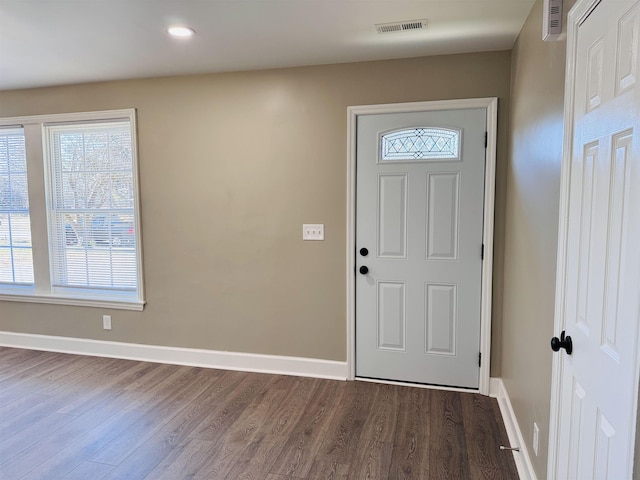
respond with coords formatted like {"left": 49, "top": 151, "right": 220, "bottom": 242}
{"left": 45, "top": 121, "right": 139, "bottom": 297}
{"left": 0, "top": 128, "right": 34, "bottom": 285}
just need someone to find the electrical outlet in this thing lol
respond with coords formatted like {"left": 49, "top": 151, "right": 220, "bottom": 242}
{"left": 533, "top": 422, "right": 539, "bottom": 456}
{"left": 303, "top": 224, "right": 324, "bottom": 241}
{"left": 103, "top": 315, "right": 112, "bottom": 330}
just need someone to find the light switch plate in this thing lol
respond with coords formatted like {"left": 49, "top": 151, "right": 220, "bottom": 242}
{"left": 303, "top": 224, "right": 324, "bottom": 241}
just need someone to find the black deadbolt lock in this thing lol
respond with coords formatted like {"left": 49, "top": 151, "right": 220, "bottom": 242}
{"left": 360, "top": 248, "right": 369, "bottom": 256}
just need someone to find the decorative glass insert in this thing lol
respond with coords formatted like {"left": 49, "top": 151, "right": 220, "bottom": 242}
{"left": 380, "top": 127, "right": 460, "bottom": 161}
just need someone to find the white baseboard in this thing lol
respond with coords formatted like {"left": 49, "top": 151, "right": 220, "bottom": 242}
{"left": 490, "top": 377, "right": 538, "bottom": 480}
{"left": 0, "top": 331, "right": 348, "bottom": 380}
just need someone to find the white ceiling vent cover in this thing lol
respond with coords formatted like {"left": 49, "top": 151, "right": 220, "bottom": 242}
{"left": 376, "top": 19, "right": 428, "bottom": 34}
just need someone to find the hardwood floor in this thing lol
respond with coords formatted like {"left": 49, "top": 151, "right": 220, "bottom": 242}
{"left": 0, "top": 347, "right": 518, "bottom": 479}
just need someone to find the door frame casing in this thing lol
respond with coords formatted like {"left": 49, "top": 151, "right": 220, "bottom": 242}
{"left": 346, "top": 98, "right": 498, "bottom": 395}
{"left": 547, "top": 0, "right": 640, "bottom": 476}
{"left": 547, "top": 2, "right": 587, "bottom": 473}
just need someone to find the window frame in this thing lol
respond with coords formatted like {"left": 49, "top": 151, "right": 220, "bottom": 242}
{"left": 0, "top": 109, "right": 145, "bottom": 311}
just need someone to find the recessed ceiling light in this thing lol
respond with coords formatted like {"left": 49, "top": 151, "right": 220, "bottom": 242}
{"left": 167, "top": 26, "right": 195, "bottom": 38}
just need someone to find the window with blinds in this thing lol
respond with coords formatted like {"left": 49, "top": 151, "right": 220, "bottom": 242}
{"left": 0, "top": 128, "right": 34, "bottom": 285}
{"left": 0, "top": 109, "right": 143, "bottom": 309}
{"left": 45, "top": 121, "right": 140, "bottom": 297}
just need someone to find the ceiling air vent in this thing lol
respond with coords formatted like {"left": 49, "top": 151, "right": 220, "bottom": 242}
{"left": 375, "top": 19, "right": 428, "bottom": 34}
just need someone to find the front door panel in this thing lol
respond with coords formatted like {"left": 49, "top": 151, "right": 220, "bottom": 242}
{"left": 355, "top": 108, "right": 486, "bottom": 388}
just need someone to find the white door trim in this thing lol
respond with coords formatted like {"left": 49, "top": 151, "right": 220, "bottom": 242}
{"left": 346, "top": 98, "right": 498, "bottom": 395}
{"left": 547, "top": 0, "right": 640, "bottom": 475}
{"left": 547, "top": 1, "right": 587, "bottom": 473}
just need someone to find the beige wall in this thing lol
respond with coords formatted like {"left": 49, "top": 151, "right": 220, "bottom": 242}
{"left": 0, "top": 52, "right": 511, "bottom": 365}
{"left": 502, "top": 0, "right": 574, "bottom": 476}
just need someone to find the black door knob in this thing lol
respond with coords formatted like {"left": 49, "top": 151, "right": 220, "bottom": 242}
{"left": 359, "top": 266, "right": 369, "bottom": 275}
{"left": 360, "top": 248, "right": 369, "bottom": 256}
{"left": 551, "top": 331, "right": 572, "bottom": 355}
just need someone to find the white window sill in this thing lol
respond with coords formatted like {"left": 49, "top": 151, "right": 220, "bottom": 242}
{"left": 0, "top": 290, "right": 145, "bottom": 311}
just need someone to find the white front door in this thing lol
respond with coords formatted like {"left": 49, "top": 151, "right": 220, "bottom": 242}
{"left": 355, "top": 107, "right": 487, "bottom": 389}
{"left": 548, "top": 0, "right": 640, "bottom": 478}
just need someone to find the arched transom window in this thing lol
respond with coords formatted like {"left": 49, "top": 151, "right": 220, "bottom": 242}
{"left": 380, "top": 127, "right": 460, "bottom": 161}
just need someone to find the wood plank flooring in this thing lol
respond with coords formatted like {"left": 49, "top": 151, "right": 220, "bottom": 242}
{"left": 0, "top": 347, "right": 518, "bottom": 479}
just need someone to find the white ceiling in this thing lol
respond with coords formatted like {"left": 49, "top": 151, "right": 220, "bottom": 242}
{"left": 0, "top": 0, "right": 535, "bottom": 91}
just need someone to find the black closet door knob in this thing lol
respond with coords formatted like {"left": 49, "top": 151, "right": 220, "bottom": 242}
{"left": 550, "top": 331, "right": 573, "bottom": 355}
{"left": 360, "top": 248, "right": 369, "bottom": 256}
{"left": 359, "top": 266, "right": 369, "bottom": 275}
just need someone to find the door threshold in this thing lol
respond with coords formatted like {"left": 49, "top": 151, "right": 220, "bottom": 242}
{"left": 356, "top": 376, "right": 481, "bottom": 394}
